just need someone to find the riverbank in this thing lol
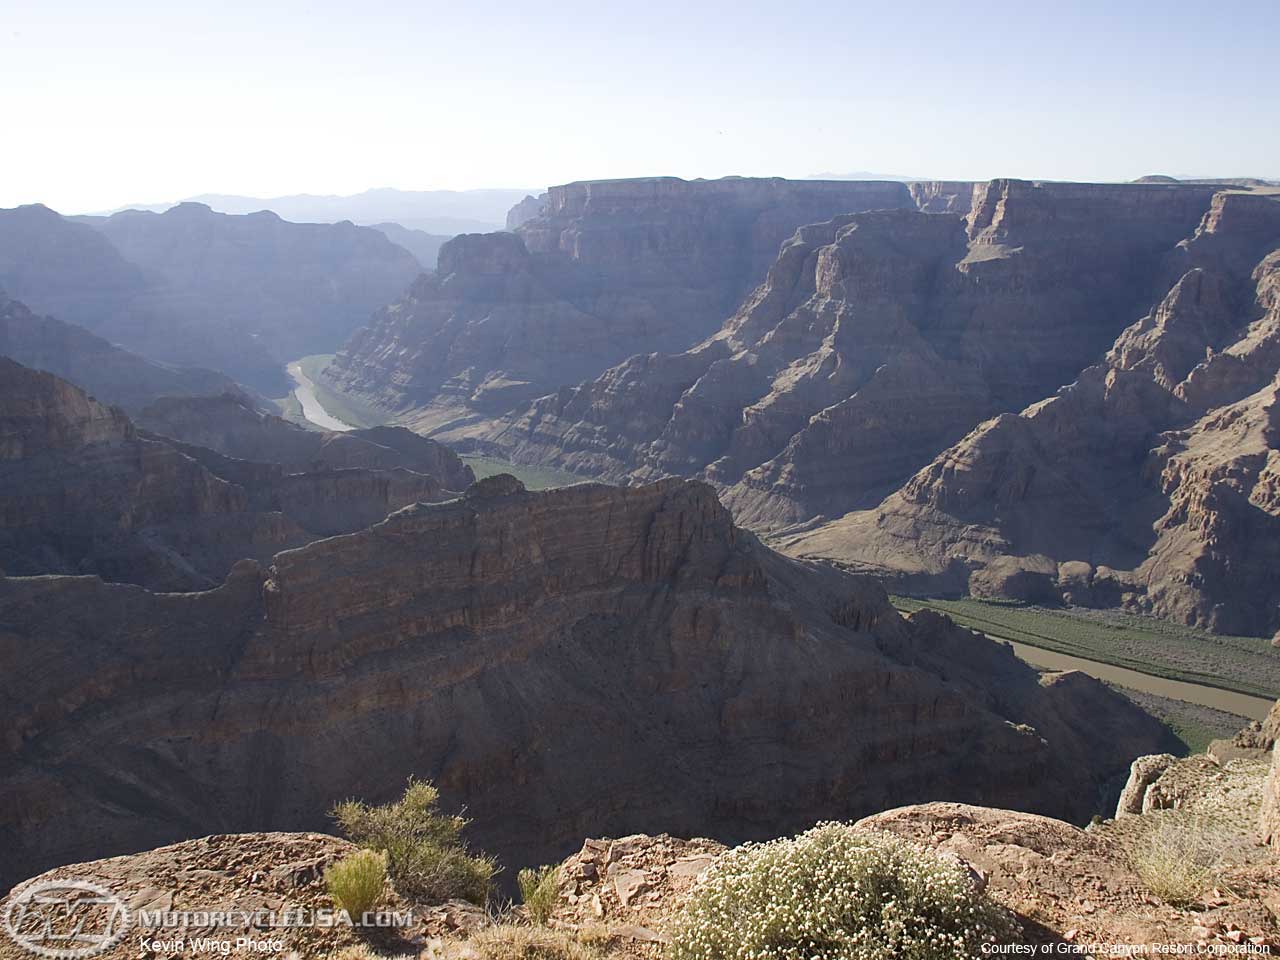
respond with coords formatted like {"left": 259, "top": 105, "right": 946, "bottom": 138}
{"left": 283, "top": 358, "right": 578, "bottom": 490}
{"left": 285, "top": 358, "right": 353, "bottom": 431}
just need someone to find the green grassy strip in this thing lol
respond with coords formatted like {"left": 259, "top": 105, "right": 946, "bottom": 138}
{"left": 891, "top": 595, "right": 1279, "bottom": 700}
{"left": 461, "top": 455, "right": 582, "bottom": 491}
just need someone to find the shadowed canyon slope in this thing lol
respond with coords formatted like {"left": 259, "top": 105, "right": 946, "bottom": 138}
{"left": 136, "top": 392, "right": 475, "bottom": 489}
{"left": 787, "top": 191, "right": 1280, "bottom": 635}
{"left": 323, "top": 176, "right": 914, "bottom": 428}
{"left": 0, "top": 359, "right": 470, "bottom": 590}
{"left": 0, "top": 471, "right": 1175, "bottom": 892}
{"left": 1, "top": 203, "right": 421, "bottom": 393}
{"left": 0, "top": 293, "right": 241, "bottom": 412}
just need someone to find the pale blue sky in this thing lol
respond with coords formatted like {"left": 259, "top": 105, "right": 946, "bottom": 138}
{"left": 3, "top": 0, "right": 1275, "bottom": 213}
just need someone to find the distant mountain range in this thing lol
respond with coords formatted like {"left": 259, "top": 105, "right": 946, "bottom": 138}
{"left": 0, "top": 202, "right": 421, "bottom": 393}
{"left": 95, "top": 187, "right": 541, "bottom": 235}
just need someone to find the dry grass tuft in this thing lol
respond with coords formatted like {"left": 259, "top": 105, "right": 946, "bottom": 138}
{"left": 324, "top": 849, "right": 387, "bottom": 922}
{"left": 467, "top": 924, "right": 604, "bottom": 960}
{"left": 1128, "top": 812, "right": 1226, "bottom": 906}
{"left": 517, "top": 865, "right": 560, "bottom": 926}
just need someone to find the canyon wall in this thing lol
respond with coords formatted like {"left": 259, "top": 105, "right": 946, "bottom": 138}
{"left": 476, "top": 180, "right": 1218, "bottom": 516}
{"left": 456, "top": 181, "right": 1280, "bottom": 633}
{"left": 323, "top": 177, "right": 914, "bottom": 430}
{"left": 0, "top": 473, "right": 1175, "bottom": 892}
{"left": 786, "top": 192, "right": 1280, "bottom": 635}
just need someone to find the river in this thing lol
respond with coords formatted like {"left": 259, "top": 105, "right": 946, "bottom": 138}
{"left": 1001, "top": 637, "right": 1273, "bottom": 720}
{"left": 286, "top": 361, "right": 354, "bottom": 432}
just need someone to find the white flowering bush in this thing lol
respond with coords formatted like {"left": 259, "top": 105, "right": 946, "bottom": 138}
{"left": 667, "top": 823, "right": 1019, "bottom": 960}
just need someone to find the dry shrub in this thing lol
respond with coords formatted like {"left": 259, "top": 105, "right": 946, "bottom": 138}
{"left": 517, "top": 865, "right": 560, "bottom": 926}
{"left": 1128, "top": 812, "right": 1225, "bottom": 906}
{"left": 468, "top": 924, "right": 604, "bottom": 960}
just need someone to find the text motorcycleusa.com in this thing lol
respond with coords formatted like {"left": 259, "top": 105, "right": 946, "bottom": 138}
{"left": 3, "top": 877, "right": 414, "bottom": 959}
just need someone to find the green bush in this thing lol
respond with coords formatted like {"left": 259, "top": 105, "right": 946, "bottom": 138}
{"left": 667, "top": 823, "right": 1018, "bottom": 960}
{"left": 331, "top": 778, "right": 497, "bottom": 906}
{"left": 517, "top": 865, "right": 560, "bottom": 925}
{"left": 324, "top": 849, "right": 387, "bottom": 922}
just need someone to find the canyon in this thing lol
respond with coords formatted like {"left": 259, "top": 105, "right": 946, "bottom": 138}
{"left": 0, "top": 461, "right": 1175, "bottom": 893}
{"left": 388, "top": 179, "right": 1279, "bottom": 635}
{"left": 323, "top": 176, "right": 915, "bottom": 429}
{"left": 0, "top": 358, "right": 471, "bottom": 591}
{"left": 0, "top": 202, "right": 422, "bottom": 393}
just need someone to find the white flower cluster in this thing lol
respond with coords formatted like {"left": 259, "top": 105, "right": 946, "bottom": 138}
{"left": 667, "top": 823, "right": 1019, "bottom": 960}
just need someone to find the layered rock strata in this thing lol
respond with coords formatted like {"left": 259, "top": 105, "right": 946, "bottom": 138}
{"left": 0, "top": 471, "right": 1174, "bottom": 891}
{"left": 0, "top": 359, "right": 458, "bottom": 590}
{"left": 479, "top": 180, "right": 1220, "bottom": 528}
{"left": 787, "top": 192, "right": 1280, "bottom": 634}
{"left": 324, "top": 177, "right": 914, "bottom": 427}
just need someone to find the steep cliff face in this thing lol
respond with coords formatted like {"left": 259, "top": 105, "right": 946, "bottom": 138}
{"left": 0, "top": 294, "right": 241, "bottom": 412}
{"left": 480, "top": 180, "right": 1220, "bottom": 532}
{"left": 0, "top": 473, "right": 1175, "bottom": 892}
{"left": 786, "top": 192, "right": 1280, "bottom": 635}
{"left": 324, "top": 177, "right": 913, "bottom": 429}
{"left": 136, "top": 393, "right": 474, "bottom": 488}
{"left": 0, "top": 360, "right": 458, "bottom": 590}
{"left": 505, "top": 192, "right": 547, "bottom": 229}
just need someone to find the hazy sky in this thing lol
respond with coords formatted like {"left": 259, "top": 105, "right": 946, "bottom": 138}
{"left": 3, "top": 0, "right": 1276, "bottom": 213}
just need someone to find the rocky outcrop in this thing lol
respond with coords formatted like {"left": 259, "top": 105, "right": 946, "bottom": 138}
{"left": 1116, "top": 754, "right": 1181, "bottom": 815}
{"left": 0, "top": 833, "right": 380, "bottom": 960}
{"left": 0, "top": 294, "right": 241, "bottom": 412}
{"left": 1260, "top": 700, "right": 1280, "bottom": 847}
{"left": 0, "top": 359, "right": 456, "bottom": 590}
{"left": 859, "top": 802, "right": 1279, "bottom": 949}
{"left": 10, "top": 808, "right": 1280, "bottom": 959}
{"left": 1112, "top": 706, "right": 1278, "bottom": 857}
{"left": 0, "top": 469, "right": 1175, "bottom": 892}
{"left": 505, "top": 192, "right": 547, "bottom": 230}
{"left": 786, "top": 192, "right": 1280, "bottom": 634}
{"left": 477, "top": 180, "right": 1221, "bottom": 532}
{"left": 137, "top": 393, "right": 474, "bottom": 488}
{"left": 324, "top": 177, "right": 914, "bottom": 429}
